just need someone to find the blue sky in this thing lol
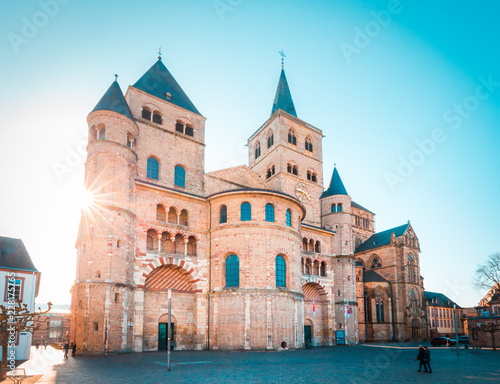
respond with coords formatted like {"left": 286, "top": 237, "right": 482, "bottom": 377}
{"left": 1, "top": 0, "right": 499, "bottom": 307}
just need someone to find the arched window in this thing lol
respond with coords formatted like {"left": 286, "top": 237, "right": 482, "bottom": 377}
{"left": 287, "top": 163, "right": 292, "bottom": 173}
{"left": 288, "top": 129, "right": 297, "bottom": 145}
{"left": 241, "top": 202, "right": 251, "bottom": 221}
{"left": 98, "top": 127, "right": 106, "bottom": 140}
{"left": 286, "top": 209, "right": 291, "bottom": 227}
{"left": 152, "top": 111, "right": 162, "bottom": 124}
{"left": 375, "top": 293, "right": 385, "bottom": 322}
{"left": 93, "top": 322, "right": 99, "bottom": 331}
{"left": 275, "top": 255, "right": 286, "bottom": 287}
{"left": 142, "top": 107, "right": 152, "bottom": 120}
{"left": 226, "top": 254, "right": 239, "bottom": 287}
{"left": 187, "top": 236, "right": 197, "bottom": 256}
{"left": 255, "top": 142, "right": 261, "bottom": 159}
{"left": 161, "top": 231, "right": 172, "bottom": 252}
{"left": 267, "top": 130, "right": 274, "bottom": 148}
{"left": 266, "top": 165, "right": 275, "bottom": 179}
{"left": 114, "top": 293, "right": 120, "bottom": 302}
{"left": 305, "top": 258, "right": 312, "bottom": 274}
{"left": 311, "top": 173, "right": 317, "bottom": 182}
{"left": 313, "top": 260, "right": 319, "bottom": 275}
{"left": 371, "top": 256, "right": 382, "bottom": 269}
{"left": 220, "top": 205, "right": 227, "bottom": 224}
{"left": 292, "top": 165, "right": 298, "bottom": 175}
{"left": 307, "top": 171, "right": 311, "bottom": 180}
{"left": 331, "top": 204, "right": 336, "bottom": 213}
{"left": 174, "top": 234, "right": 184, "bottom": 254}
{"left": 364, "top": 289, "right": 372, "bottom": 323}
{"left": 127, "top": 133, "right": 133, "bottom": 148}
{"left": 265, "top": 204, "right": 275, "bottom": 222}
{"left": 147, "top": 229, "right": 158, "bottom": 251}
{"left": 185, "top": 125, "right": 194, "bottom": 136}
{"left": 95, "top": 270, "right": 101, "bottom": 279}
{"left": 320, "top": 262, "right": 326, "bottom": 277}
{"left": 168, "top": 207, "right": 177, "bottom": 224}
{"left": 175, "top": 121, "right": 184, "bottom": 133}
{"left": 315, "top": 241, "right": 321, "bottom": 253}
{"left": 147, "top": 157, "right": 159, "bottom": 180}
{"left": 305, "top": 136, "right": 313, "bottom": 152}
{"left": 156, "top": 204, "right": 166, "bottom": 221}
{"left": 337, "top": 204, "right": 343, "bottom": 212}
{"left": 409, "top": 290, "right": 418, "bottom": 316}
{"left": 179, "top": 209, "right": 188, "bottom": 226}
{"left": 174, "top": 165, "right": 185, "bottom": 187}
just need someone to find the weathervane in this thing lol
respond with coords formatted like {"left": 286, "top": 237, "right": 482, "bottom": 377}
{"left": 158, "top": 45, "right": 162, "bottom": 60}
{"left": 114, "top": 74, "right": 118, "bottom": 82}
{"left": 279, "top": 47, "right": 286, "bottom": 69}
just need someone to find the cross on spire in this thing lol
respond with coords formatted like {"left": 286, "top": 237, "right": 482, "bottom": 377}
{"left": 158, "top": 45, "right": 162, "bottom": 60}
{"left": 279, "top": 47, "right": 286, "bottom": 69}
{"left": 114, "top": 74, "right": 118, "bottom": 82}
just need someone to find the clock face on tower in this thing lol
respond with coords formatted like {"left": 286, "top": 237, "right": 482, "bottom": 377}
{"left": 295, "top": 182, "right": 311, "bottom": 203}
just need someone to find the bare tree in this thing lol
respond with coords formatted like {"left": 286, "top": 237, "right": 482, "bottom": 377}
{"left": 473, "top": 252, "right": 500, "bottom": 291}
{"left": 0, "top": 301, "right": 52, "bottom": 379}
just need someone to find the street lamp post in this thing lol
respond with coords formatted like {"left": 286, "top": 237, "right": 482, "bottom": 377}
{"left": 167, "top": 289, "right": 172, "bottom": 371}
{"left": 453, "top": 304, "right": 459, "bottom": 356}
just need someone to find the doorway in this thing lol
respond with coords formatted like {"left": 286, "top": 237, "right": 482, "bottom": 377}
{"left": 304, "top": 325, "right": 312, "bottom": 344}
{"left": 158, "top": 323, "right": 175, "bottom": 351}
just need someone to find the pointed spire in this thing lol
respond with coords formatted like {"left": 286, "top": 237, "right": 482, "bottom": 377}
{"left": 133, "top": 59, "right": 201, "bottom": 115}
{"left": 321, "top": 165, "right": 349, "bottom": 198}
{"left": 271, "top": 68, "right": 297, "bottom": 117}
{"left": 91, "top": 78, "right": 134, "bottom": 122}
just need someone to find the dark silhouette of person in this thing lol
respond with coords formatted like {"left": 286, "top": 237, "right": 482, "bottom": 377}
{"left": 71, "top": 342, "right": 76, "bottom": 357}
{"left": 414, "top": 345, "right": 425, "bottom": 372}
{"left": 63, "top": 343, "right": 69, "bottom": 358}
{"left": 423, "top": 346, "right": 432, "bottom": 373}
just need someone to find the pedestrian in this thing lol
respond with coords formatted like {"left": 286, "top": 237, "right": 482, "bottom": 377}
{"left": 423, "top": 346, "right": 432, "bottom": 373}
{"left": 35, "top": 342, "right": 39, "bottom": 351}
{"left": 63, "top": 342, "right": 69, "bottom": 358}
{"left": 71, "top": 342, "right": 76, "bottom": 357}
{"left": 414, "top": 345, "right": 425, "bottom": 372}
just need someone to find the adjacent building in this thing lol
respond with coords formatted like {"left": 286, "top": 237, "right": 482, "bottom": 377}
{"left": 32, "top": 306, "right": 71, "bottom": 346}
{"left": 71, "top": 56, "right": 429, "bottom": 354}
{"left": 467, "top": 287, "right": 500, "bottom": 348}
{"left": 425, "top": 291, "right": 464, "bottom": 338}
{"left": 0, "top": 236, "right": 41, "bottom": 361}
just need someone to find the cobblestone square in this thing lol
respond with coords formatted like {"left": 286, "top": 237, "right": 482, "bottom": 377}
{"left": 50, "top": 344, "right": 500, "bottom": 384}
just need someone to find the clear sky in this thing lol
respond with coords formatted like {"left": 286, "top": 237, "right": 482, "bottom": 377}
{"left": 1, "top": 0, "right": 499, "bottom": 307}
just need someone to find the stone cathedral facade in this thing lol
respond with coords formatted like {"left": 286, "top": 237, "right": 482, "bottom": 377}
{"left": 70, "top": 56, "right": 428, "bottom": 354}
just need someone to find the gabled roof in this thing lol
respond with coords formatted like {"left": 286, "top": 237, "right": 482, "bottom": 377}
{"left": 351, "top": 201, "right": 374, "bottom": 214}
{"left": 91, "top": 80, "right": 135, "bottom": 122}
{"left": 0, "top": 236, "right": 38, "bottom": 272}
{"left": 271, "top": 69, "right": 297, "bottom": 117}
{"left": 363, "top": 270, "right": 389, "bottom": 283}
{"left": 355, "top": 223, "right": 409, "bottom": 253}
{"left": 425, "top": 291, "right": 462, "bottom": 309}
{"left": 321, "top": 166, "right": 348, "bottom": 198}
{"left": 133, "top": 58, "right": 201, "bottom": 115}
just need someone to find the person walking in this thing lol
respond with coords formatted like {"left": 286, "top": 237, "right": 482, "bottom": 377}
{"left": 423, "top": 346, "right": 432, "bottom": 373}
{"left": 414, "top": 345, "right": 425, "bottom": 372}
{"left": 63, "top": 342, "right": 69, "bottom": 358}
{"left": 71, "top": 342, "right": 76, "bottom": 357}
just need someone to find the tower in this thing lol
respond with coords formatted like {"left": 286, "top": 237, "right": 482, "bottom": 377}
{"left": 321, "top": 166, "right": 358, "bottom": 344}
{"left": 248, "top": 65, "right": 324, "bottom": 225}
{"left": 72, "top": 79, "right": 138, "bottom": 353}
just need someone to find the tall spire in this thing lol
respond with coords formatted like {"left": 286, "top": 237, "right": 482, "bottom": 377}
{"left": 321, "top": 165, "right": 349, "bottom": 198}
{"left": 271, "top": 49, "right": 297, "bottom": 117}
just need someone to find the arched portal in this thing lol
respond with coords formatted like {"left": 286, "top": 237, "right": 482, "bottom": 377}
{"left": 302, "top": 283, "right": 329, "bottom": 346}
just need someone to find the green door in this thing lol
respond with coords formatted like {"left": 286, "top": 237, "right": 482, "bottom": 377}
{"left": 158, "top": 323, "right": 175, "bottom": 351}
{"left": 304, "top": 325, "right": 312, "bottom": 344}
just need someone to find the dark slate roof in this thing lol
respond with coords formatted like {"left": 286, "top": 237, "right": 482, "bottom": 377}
{"left": 271, "top": 69, "right": 297, "bottom": 117}
{"left": 351, "top": 201, "right": 374, "bottom": 214}
{"left": 363, "top": 270, "right": 389, "bottom": 283}
{"left": 133, "top": 58, "right": 201, "bottom": 115}
{"left": 91, "top": 80, "right": 135, "bottom": 122}
{"left": 321, "top": 166, "right": 348, "bottom": 198}
{"left": 355, "top": 223, "right": 409, "bottom": 253}
{"left": 0, "top": 236, "right": 38, "bottom": 272}
{"left": 425, "top": 291, "right": 462, "bottom": 309}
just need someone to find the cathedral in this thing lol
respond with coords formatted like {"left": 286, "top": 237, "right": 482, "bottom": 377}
{"left": 70, "top": 55, "right": 428, "bottom": 353}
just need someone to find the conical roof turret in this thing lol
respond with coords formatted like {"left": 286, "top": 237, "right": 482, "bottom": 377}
{"left": 91, "top": 79, "right": 134, "bottom": 122}
{"left": 271, "top": 69, "right": 297, "bottom": 117}
{"left": 321, "top": 166, "right": 349, "bottom": 198}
